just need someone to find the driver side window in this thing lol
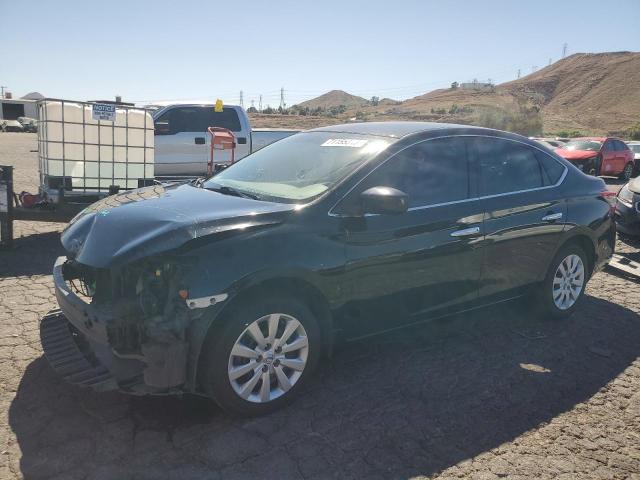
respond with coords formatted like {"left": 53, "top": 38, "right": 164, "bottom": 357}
{"left": 357, "top": 137, "right": 471, "bottom": 208}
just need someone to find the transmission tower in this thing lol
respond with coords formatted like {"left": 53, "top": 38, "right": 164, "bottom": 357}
{"left": 250, "top": 99, "right": 255, "bottom": 109}
{"left": 239, "top": 90, "right": 244, "bottom": 108}
{"left": 562, "top": 43, "right": 568, "bottom": 58}
{"left": 259, "top": 95, "right": 262, "bottom": 113}
{"left": 517, "top": 69, "right": 521, "bottom": 79}
{"left": 279, "top": 87, "right": 286, "bottom": 110}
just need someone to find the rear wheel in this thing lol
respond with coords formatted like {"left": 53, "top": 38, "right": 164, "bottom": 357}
{"left": 534, "top": 243, "right": 589, "bottom": 319}
{"left": 200, "top": 294, "right": 320, "bottom": 416}
{"left": 620, "top": 162, "right": 634, "bottom": 181}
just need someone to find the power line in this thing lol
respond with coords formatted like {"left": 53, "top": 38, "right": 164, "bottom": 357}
{"left": 279, "top": 87, "right": 286, "bottom": 109}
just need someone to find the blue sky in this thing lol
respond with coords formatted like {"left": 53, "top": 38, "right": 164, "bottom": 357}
{"left": 2, "top": 0, "right": 639, "bottom": 107}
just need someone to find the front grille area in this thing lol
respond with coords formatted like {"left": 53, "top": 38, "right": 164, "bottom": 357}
{"left": 40, "top": 311, "right": 117, "bottom": 391}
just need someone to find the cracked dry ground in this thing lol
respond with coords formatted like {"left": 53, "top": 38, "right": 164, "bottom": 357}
{"left": 1, "top": 133, "right": 640, "bottom": 479}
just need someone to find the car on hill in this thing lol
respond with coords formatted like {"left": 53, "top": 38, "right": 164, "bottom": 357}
{"left": 41, "top": 122, "right": 616, "bottom": 415}
{"left": 555, "top": 137, "right": 635, "bottom": 180}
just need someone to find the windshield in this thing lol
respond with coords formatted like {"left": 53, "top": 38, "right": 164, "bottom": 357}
{"left": 561, "top": 140, "right": 602, "bottom": 152}
{"left": 204, "top": 131, "right": 391, "bottom": 203}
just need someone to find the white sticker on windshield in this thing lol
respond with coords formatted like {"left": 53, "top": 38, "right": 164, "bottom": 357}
{"left": 321, "top": 138, "right": 368, "bottom": 148}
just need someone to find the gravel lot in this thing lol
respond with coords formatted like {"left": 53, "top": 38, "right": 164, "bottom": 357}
{"left": 1, "top": 133, "right": 639, "bottom": 480}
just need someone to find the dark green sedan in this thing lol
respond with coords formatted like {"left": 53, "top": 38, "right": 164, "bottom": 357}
{"left": 43, "top": 122, "right": 616, "bottom": 415}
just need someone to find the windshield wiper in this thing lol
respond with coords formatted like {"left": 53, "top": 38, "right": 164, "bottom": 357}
{"left": 203, "top": 182, "right": 260, "bottom": 200}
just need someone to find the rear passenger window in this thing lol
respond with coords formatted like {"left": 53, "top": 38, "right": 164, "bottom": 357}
{"left": 155, "top": 107, "right": 241, "bottom": 134}
{"left": 361, "top": 137, "right": 470, "bottom": 207}
{"left": 473, "top": 138, "right": 544, "bottom": 196}
{"left": 615, "top": 140, "right": 629, "bottom": 151}
{"left": 535, "top": 150, "right": 565, "bottom": 185}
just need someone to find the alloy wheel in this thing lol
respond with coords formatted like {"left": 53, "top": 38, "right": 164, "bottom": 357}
{"left": 552, "top": 254, "right": 585, "bottom": 310}
{"left": 227, "top": 313, "right": 309, "bottom": 403}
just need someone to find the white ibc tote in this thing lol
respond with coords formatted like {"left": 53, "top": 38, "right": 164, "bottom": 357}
{"left": 37, "top": 99, "right": 155, "bottom": 194}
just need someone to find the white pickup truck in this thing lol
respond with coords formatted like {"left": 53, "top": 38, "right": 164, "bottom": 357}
{"left": 149, "top": 102, "right": 298, "bottom": 177}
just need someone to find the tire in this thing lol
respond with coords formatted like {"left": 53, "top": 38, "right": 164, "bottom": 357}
{"left": 199, "top": 294, "right": 321, "bottom": 416}
{"left": 534, "top": 243, "right": 590, "bottom": 319}
{"left": 620, "top": 162, "right": 634, "bottom": 181}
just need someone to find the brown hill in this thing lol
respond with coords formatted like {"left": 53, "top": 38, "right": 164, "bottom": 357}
{"left": 501, "top": 51, "right": 640, "bottom": 133}
{"left": 376, "top": 51, "right": 640, "bottom": 135}
{"left": 258, "top": 52, "right": 639, "bottom": 136}
{"left": 296, "top": 90, "right": 369, "bottom": 110}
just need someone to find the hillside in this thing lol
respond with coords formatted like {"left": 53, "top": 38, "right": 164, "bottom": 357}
{"left": 296, "top": 90, "right": 369, "bottom": 110}
{"left": 265, "top": 52, "right": 640, "bottom": 136}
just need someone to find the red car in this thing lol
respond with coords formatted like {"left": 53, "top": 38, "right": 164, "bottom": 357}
{"left": 555, "top": 137, "right": 636, "bottom": 180}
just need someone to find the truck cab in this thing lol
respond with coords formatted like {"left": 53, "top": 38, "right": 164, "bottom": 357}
{"left": 151, "top": 103, "right": 251, "bottom": 177}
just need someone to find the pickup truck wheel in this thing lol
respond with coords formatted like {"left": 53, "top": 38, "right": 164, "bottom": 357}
{"left": 620, "top": 162, "right": 634, "bottom": 181}
{"left": 200, "top": 295, "right": 320, "bottom": 416}
{"left": 534, "top": 244, "right": 588, "bottom": 319}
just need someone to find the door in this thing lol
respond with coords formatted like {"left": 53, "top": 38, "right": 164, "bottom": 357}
{"left": 471, "top": 137, "right": 568, "bottom": 299}
{"left": 614, "top": 140, "right": 630, "bottom": 174}
{"left": 337, "top": 136, "right": 484, "bottom": 335}
{"left": 600, "top": 140, "right": 616, "bottom": 176}
{"left": 153, "top": 106, "right": 248, "bottom": 176}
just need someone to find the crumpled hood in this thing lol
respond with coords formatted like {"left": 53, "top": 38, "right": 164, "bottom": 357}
{"left": 61, "top": 184, "right": 295, "bottom": 268}
{"left": 555, "top": 148, "right": 599, "bottom": 161}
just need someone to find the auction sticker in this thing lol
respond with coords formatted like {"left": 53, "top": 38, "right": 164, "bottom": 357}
{"left": 321, "top": 138, "right": 368, "bottom": 148}
{"left": 92, "top": 103, "right": 116, "bottom": 122}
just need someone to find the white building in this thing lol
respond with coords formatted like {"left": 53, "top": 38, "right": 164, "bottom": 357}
{"left": 0, "top": 92, "right": 43, "bottom": 120}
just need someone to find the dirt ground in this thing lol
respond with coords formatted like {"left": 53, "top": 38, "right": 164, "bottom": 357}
{"left": 1, "top": 133, "right": 639, "bottom": 479}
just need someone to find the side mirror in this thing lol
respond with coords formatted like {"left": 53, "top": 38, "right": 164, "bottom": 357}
{"left": 155, "top": 121, "right": 171, "bottom": 135}
{"left": 360, "top": 186, "right": 408, "bottom": 215}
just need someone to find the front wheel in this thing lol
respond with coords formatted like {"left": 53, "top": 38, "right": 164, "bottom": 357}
{"left": 200, "top": 294, "right": 321, "bottom": 416}
{"left": 534, "top": 244, "right": 589, "bottom": 319}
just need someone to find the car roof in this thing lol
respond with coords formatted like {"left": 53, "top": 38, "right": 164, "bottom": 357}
{"left": 574, "top": 137, "right": 607, "bottom": 141}
{"left": 307, "top": 121, "right": 479, "bottom": 138}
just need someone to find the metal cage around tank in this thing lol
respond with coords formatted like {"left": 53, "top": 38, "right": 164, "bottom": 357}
{"left": 37, "top": 98, "right": 156, "bottom": 202}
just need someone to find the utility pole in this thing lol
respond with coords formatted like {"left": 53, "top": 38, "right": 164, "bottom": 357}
{"left": 517, "top": 69, "right": 521, "bottom": 79}
{"left": 0, "top": 86, "right": 6, "bottom": 99}
{"left": 548, "top": 58, "right": 552, "bottom": 66}
{"left": 259, "top": 95, "right": 262, "bottom": 113}
{"left": 239, "top": 90, "right": 244, "bottom": 108}
{"left": 562, "top": 43, "right": 568, "bottom": 59}
{"left": 279, "top": 87, "right": 286, "bottom": 110}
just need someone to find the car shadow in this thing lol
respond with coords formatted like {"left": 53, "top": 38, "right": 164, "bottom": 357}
{"left": 0, "top": 229, "right": 64, "bottom": 278}
{"left": 8, "top": 294, "right": 640, "bottom": 479}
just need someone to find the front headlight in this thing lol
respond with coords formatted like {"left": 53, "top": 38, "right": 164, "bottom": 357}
{"left": 618, "top": 183, "right": 634, "bottom": 206}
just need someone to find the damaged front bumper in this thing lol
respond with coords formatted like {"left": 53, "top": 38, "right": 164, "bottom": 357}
{"left": 41, "top": 256, "right": 190, "bottom": 395}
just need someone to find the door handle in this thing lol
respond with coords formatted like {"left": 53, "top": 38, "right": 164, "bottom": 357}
{"left": 542, "top": 212, "right": 563, "bottom": 222}
{"left": 450, "top": 226, "right": 481, "bottom": 238}
{"left": 195, "top": 137, "right": 205, "bottom": 145}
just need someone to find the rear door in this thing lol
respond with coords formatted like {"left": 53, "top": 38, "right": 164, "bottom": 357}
{"left": 338, "top": 136, "right": 484, "bottom": 334}
{"left": 600, "top": 139, "right": 617, "bottom": 176}
{"left": 153, "top": 106, "right": 209, "bottom": 176}
{"left": 472, "top": 136, "right": 568, "bottom": 299}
